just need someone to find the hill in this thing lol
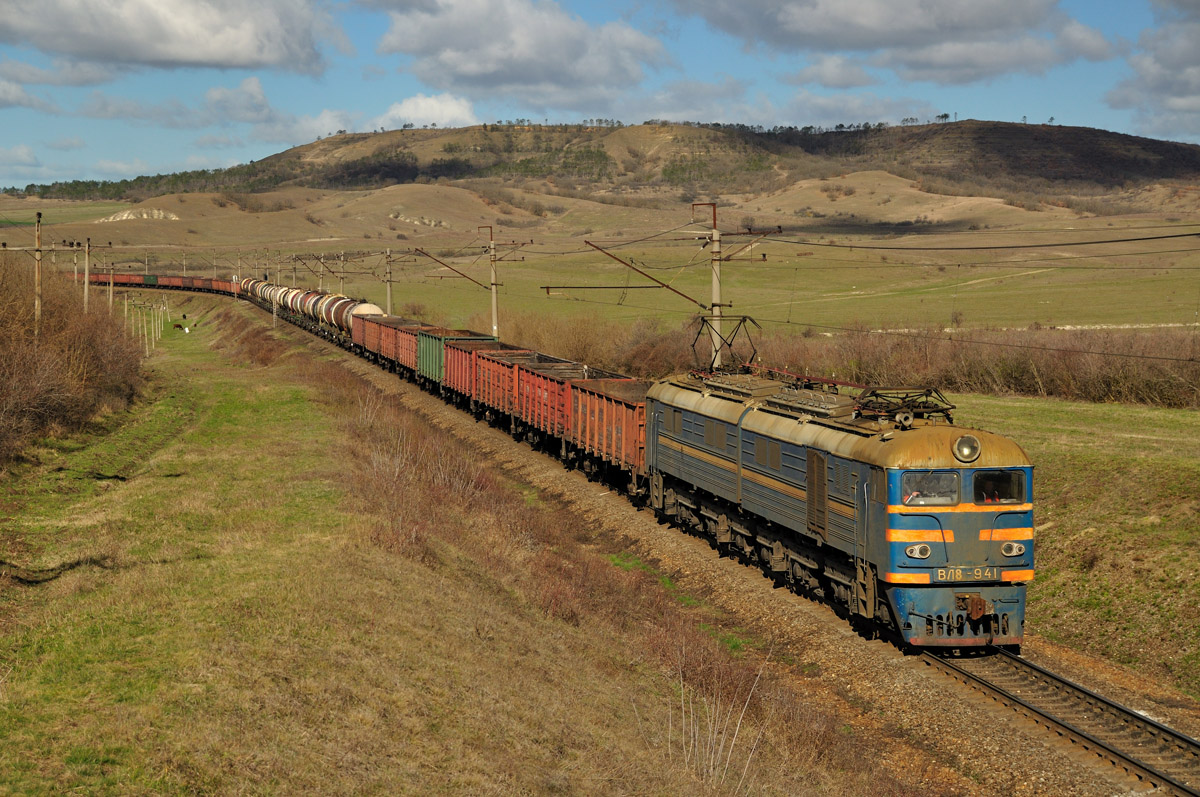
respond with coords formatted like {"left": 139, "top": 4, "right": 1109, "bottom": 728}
{"left": 14, "top": 120, "right": 1200, "bottom": 210}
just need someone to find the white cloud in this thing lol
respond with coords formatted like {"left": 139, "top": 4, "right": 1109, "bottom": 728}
{"left": 673, "top": 0, "right": 1057, "bottom": 51}
{"left": 0, "top": 78, "right": 55, "bottom": 111}
{"left": 1107, "top": 2, "right": 1200, "bottom": 139}
{"left": 194, "top": 134, "right": 244, "bottom": 149}
{"left": 783, "top": 89, "right": 940, "bottom": 129}
{"left": 205, "top": 78, "right": 277, "bottom": 125}
{"left": 79, "top": 91, "right": 202, "bottom": 127}
{"left": 375, "top": 0, "right": 666, "bottom": 110}
{"left": 876, "top": 37, "right": 1062, "bottom": 84}
{"left": 371, "top": 93, "right": 479, "bottom": 129}
{"left": 619, "top": 77, "right": 756, "bottom": 125}
{"left": 94, "top": 157, "right": 150, "bottom": 178}
{"left": 788, "top": 56, "right": 877, "bottom": 89}
{"left": 46, "top": 137, "right": 85, "bottom": 151}
{"left": 0, "top": 58, "right": 118, "bottom": 86}
{"left": 673, "top": 0, "right": 1113, "bottom": 85}
{"left": 0, "top": 144, "right": 39, "bottom": 166}
{"left": 255, "top": 108, "right": 358, "bottom": 144}
{"left": 77, "top": 77, "right": 357, "bottom": 145}
{"left": 0, "top": 0, "right": 334, "bottom": 74}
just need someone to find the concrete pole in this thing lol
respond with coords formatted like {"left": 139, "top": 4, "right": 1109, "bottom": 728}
{"left": 489, "top": 237, "right": 499, "bottom": 338}
{"left": 34, "top": 212, "right": 42, "bottom": 339}
{"left": 84, "top": 239, "right": 91, "bottom": 313}
{"left": 385, "top": 249, "right": 392, "bottom": 316}
{"left": 711, "top": 225, "right": 722, "bottom": 369}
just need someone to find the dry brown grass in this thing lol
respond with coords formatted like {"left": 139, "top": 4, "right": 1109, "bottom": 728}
{"left": 486, "top": 309, "right": 1200, "bottom": 408}
{"left": 0, "top": 258, "right": 142, "bottom": 462}
{"left": 285, "top": 352, "right": 941, "bottom": 794}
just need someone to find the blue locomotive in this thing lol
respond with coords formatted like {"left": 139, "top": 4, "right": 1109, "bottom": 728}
{"left": 645, "top": 371, "right": 1033, "bottom": 648}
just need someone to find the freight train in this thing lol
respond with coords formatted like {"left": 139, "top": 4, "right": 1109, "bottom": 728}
{"left": 89, "top": 272, "right": 1035, "bottom": 649}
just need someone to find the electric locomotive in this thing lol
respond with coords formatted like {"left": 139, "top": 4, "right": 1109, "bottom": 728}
{"left": 645, "top": 371, "right": 1033, "bottom": 648}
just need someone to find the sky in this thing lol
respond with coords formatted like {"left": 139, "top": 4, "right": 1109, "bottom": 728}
{"left": 0, "top": 0, "right": 1198, "bottom": 189}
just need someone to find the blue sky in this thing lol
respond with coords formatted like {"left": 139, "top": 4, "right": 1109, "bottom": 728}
{"left": 1, "top": 0, "right": 1197, "bottom": 189}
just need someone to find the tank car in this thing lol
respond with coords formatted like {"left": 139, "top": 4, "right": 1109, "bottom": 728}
{"left": 238, "top": 278, "right": 383, "bottom": 341}
{"left": 645, "top": 371, "right": 1033, "bottom": 648}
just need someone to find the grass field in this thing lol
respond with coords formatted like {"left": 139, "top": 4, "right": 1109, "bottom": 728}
{"left": 0, "top": 196, "right": 131, "bottom": 228}
{"left": 953, "top": 394, "right": 1200, "bottom": 696}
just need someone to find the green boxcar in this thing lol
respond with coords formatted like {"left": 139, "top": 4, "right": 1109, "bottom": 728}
{"left": 144, "top": 274, "right": 158, "bottom": 286}
{"left": 417, "top": 328, "right": 495, "bottom": 385}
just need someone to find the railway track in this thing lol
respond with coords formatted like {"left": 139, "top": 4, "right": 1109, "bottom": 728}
{"left": 923, "top": 648, "right": 1200, "bottom": 795}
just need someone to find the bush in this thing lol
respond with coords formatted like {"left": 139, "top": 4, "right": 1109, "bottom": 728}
{"left": 0, "top": 259, "right": 143, "bottom": 461}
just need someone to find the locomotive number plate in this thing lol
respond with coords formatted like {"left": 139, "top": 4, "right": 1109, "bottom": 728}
{"left": 935, "top": 566, "right": 999, "bottom": 582}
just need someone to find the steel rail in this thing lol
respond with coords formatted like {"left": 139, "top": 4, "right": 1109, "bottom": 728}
{"left": 922, "top": 651, "right": 1200, "bottom": 796}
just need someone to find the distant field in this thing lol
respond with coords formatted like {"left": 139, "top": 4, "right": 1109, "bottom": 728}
{"left": 0, "top": 197, "right": 130, "bottom": 229}
{"left": 21, "top": 172, "right": 1200, "bottom": 335}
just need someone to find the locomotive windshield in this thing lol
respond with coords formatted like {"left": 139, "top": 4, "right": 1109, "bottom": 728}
{"left": 973, "top": 470, "right": 1026, "bottom": 504}
{"left": 901, "top": 471, "right": 959, "bottom": 506}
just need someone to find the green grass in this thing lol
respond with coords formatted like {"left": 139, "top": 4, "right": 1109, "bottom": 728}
{"left": 0, "top": 299, "right": 352, "bottom": 792}
{"left": 953, "top": 392, "right": 1200, "bottom": 697}
{"left": 0, "top": 200, "right": 131, "bottom": 226}
{"left": 609, "top": 552, "right": 702, "bottom": 607}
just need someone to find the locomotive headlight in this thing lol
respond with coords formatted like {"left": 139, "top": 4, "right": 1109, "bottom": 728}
{"left": 952, "top": 434, "right": 981, "bottom": 463}
{"left": 1001, "top": 542, "right": 1026, "bottom": 557}
{"left": 905, "top": 543, "right": 932, "bottom": 559}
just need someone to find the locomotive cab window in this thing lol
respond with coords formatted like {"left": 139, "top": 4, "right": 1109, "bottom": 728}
{"left": 901, "top": 471, "right": 959, "bottom": 506}
{"left": 973, "top": 470, "right": 1025, "bottom": 504}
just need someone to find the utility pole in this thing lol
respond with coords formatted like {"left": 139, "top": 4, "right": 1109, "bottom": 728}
{"left": 318, "top": 256, "right": 324, "bottom": 292}
{"left": 183, "top": 251, "right": 187, "bottom": 275}
{"left": 84, "top": 239, "right": 90, "bottom": 314}
{"left": 480, "top": 226, "right": 499, "bottom": 338}
{"left": 34, "top": 212, "right": 42, "bottom": 339}
{"left": 385, "top": 249, "right": 393, "bottom": 315}
{"left": 339, "top": 251, "right": 345, "bottom": 294}
{"left": 292, "top": 257, "right": 297, "bottom": 289}
{"left": 144, "top": 253, "right": 149, "bottom": 274}
{"left": 693, "top": 203, "right": 723, "bottom": 368}
{"left": 108, "top": 265, "right": 113, "bottom": 312}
